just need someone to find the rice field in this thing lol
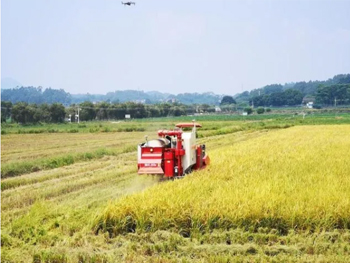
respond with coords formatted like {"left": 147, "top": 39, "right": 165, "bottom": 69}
{"left": 1, "top": 116, "right": 350, "bottom": 262}
{"left": 95, "top": 125, "right": 350, "bottom": 236}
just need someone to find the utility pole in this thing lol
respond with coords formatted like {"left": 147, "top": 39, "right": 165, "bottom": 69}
{"left": 76, "top": 107, "right": 80, "bottom": 123}
{"left": 302, "top": 112, "right": 306, "bottom": 119}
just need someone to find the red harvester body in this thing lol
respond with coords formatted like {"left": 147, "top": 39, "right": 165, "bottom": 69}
{"left": 137, "top": 122, "right": 210, "bottom": 177}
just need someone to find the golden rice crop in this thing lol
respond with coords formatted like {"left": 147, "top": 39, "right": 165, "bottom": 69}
{"left": 94, "top": 125, "right": 350, "bottom": 236}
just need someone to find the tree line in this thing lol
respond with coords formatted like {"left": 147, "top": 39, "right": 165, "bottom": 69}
{"left": 2, "top": 101, "right": 231, "bottom": 124}
{"left": 235, "top": 74, "right": 350, "bottom": 105}
{"left": 1, "top": 102, "right": 66, "bottom": 123}
{"left": 315, "top": 84, "right": 350, "bottom": 106}
{"left": 2, "top": 74, "right": 349, "bottom": 107}
{"left": 1, "top": 87, "right": 222, "bottom": 105}
{"left": 249, "top": 89, "right": 304, "bottom": 107}
{"left": 247, "top": 83, "right": 350, "bottom": 107}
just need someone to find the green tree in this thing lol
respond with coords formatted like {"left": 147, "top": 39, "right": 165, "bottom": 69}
{"left": 169, "top": 105, "right": 186, "bottom": 116}
{"left": 79, "top": 101, "right": 96, "bottom": 121}
{"left": 268, "top": 92, "right": 285, "bottom": 106}
{"left": 251, "top": 95, "right": 269, "bottom": 107}
{"left": 316, "top": 84, "right": 350, "bottom": 105}
{"left": 43, "top": 88, "right": 72, "bottom": 105}
{"left": 125, "top": 102, "right": 147, "bottom": 119}
{"left": 158, "top": 103, "right": 172, "bottom": 117}
{"left": 198, "top": 104, "right": 211, "bottom": 113}
{"left": 146, "top": 105, "right": 160, "bottom": 118}
{"left": 256, "top": 107, "right": 265, "bottom": 114}
{"left": 111, "top": 103, "right": 127, "bottom": 119}
{"left": 1, "top": 101, "right": 12, "bottom": 122}
{"left": 12, "top": 102, "right": 30, "bottom": 123}
{"left": 220, "top": 96, "right": 236, "bottom": 105}
{"left": 263, "top": 84, "right": 283, "bottom": 94}
{"left": 49, "top": 103, "right": 66, "bottom": 123}
{"left": 38, "top": 104, "right": 52, "bottom": 123}
{"left": 244, "top": 107, "right": 253, "bottom": 115}
{"left": 283, "top": 89, "right": 303, "bottom": 105}
{"left": 96, "top": 102, "right": 111, "bottom": 120}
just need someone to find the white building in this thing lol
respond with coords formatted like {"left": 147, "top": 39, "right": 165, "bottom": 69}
{"left": 306, "top": 102, "right": 313, "bottom": 109}
{"left": 215, "top": 106, "right": 221, "bottom": 112}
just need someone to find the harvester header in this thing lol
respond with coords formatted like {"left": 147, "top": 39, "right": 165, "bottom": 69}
{"left": 137, "top": 122, "right": 210, "bottom": 178}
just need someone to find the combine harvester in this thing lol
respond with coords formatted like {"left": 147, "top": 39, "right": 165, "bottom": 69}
{"left": 137, "top": 122, "right": 210, "bottom": 178}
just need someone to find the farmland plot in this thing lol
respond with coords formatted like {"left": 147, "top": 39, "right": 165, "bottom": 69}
{"left": 0, "top": 132, "right": 149, "bottom": 178}
{"left": 95, "top": 125, "right": 350, "bottom": 262}
{"left": 98, "top": 125, "right": 350, "bottom": 234}
{"left": 1, "top": 122, "right": 350, "bottom": 262}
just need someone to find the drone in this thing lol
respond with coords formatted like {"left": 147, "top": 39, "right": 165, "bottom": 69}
{"left": 122, "top": 1, "right": 135, "bottom": 5}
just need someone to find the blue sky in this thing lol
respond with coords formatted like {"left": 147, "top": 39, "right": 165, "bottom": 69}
{"left": 2, "top": 0, "right": 350, "bottom": 95}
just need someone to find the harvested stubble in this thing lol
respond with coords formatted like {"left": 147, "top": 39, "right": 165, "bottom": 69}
{"left": 94, "top": 125, "right": 350, "bottom": 236}
{"left": 1, "top": 132, "right": 141, "bottom": 178}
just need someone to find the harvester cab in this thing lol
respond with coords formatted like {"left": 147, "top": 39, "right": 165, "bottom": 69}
{"left": 137, "top": 122, "right": 210, "bottom": 178}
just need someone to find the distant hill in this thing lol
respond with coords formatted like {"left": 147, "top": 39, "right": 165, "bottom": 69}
{"left": 71, "top": 90, "right": 223, "bottom": 105}
{"left": 1, "top": 87, "right": 72, "bottom": 105}
{"left": 1, "top": 87, "right": 224, "bottom": 105}
{"left": 145, "top": 91, "right": 171, "bottom": 100}
{"left": 2, "top": 73, "right": 349, "bottom": 106}
{"left": 1, "top": 78, "right": 22, "bottom": 90}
